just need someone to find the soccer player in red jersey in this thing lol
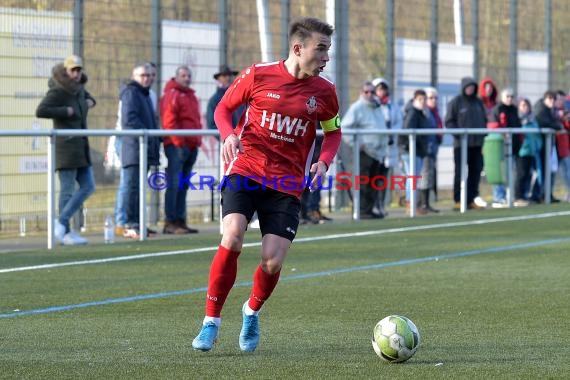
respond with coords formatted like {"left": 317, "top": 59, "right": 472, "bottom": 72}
{"left": 192, "top": 17, "right": 342, "bottom": 352}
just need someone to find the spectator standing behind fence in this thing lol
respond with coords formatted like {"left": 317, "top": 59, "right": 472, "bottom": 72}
{"left": 487, "top": 87, "right": 521, "bottom": 208}
{"left": 113, "top": 80, "right": 128, "bottom": 236}
{"left": 515, "top": 98, "right": 541, "bottom": 205}
{"left": 473, "top": 76, "right": 499, "bottom": 208}
{"left": 191, "top": 17, "right": 342, "bottom": 353}
{"left": 160, "top": 66, "right": 201, "bottom": 234}
{"left": 114, "top": 62, "right": 158, "bottom": 236}
{"left": 479, "top": 77, "right": 498, "bottom": 124}
{"left": 554, "top": 90, "right": 570, "bottom": 202}
{"left": 300, "top": 131, "right": 334, "bottom": 224}
{"left": 342, "top": 81, "right": 389, "bottom": 219}
{"left": 207, "top": 65, "right": 243, "bottom": 136}
{"left": 147, "top": 62, "right": 158, "bottom": 114}
{"left": 120, "top": 63, "right": 160, "bottom": 239}
{"left": 532, "top": 90, "right": 562, "bottom": 203}
{"left": 445, "top": 77, "right": 487, "bottom": 210}
{"left": 422, "top": 86, "right": 442, "bottom": 213}
{"left": 400, "top": 89, "right": 430, "bottom": 215}
{"left": 372, "top": 77, "right": 403, "bottom": 206}
{"left": 36, "top": 55, "right": 96, "bottom": 245}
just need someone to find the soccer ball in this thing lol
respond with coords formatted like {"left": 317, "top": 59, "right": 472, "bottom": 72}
{"left": 372, "top": 315, "right": 420, "bottom": 363}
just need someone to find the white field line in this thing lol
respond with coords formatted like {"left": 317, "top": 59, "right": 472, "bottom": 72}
{"left": 1, "top": 211, "right": 569, "bottom": 275}
{"left": 2, "top": 235, "right": 569, "bottom": 319}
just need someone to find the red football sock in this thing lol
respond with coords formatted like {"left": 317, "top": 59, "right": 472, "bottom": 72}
{"left": 248, "top": 265, "right": 281, "bottom": 311}
{"left": 205, "top": 245, "right": 241, "bottom": 317}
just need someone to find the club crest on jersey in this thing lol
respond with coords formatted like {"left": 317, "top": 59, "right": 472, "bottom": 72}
{"left": 306, "top": 96, "right": 317, "bottom": 114}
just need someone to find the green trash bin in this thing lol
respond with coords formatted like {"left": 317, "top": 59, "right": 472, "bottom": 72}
{"left": 483, "top": 133, "right": 504, "bottom": 185}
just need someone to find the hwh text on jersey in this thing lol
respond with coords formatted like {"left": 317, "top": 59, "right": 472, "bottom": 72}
{"left": 260, "top": 110, "right": 309, "bottom": 137}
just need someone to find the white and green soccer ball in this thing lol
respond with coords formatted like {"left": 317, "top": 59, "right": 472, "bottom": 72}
{"left": 372, "top": 315, "right": 420, "bottom": 363}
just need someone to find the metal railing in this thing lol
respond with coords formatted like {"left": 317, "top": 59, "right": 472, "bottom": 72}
{"left": 0, "top": 127, "right": 558, "bottom": 249}
{"left": 344, "top": 127, "right": 557, "bottom": 218}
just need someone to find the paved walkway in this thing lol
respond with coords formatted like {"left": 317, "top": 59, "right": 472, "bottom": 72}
{"left": 0, "top": 207, "right": 423, "bottom": 253}
{"left": 0, "top": 222, "right": 223, "bottom": 253}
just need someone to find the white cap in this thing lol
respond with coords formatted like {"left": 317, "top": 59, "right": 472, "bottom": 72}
{"left": 424, "top": 86, "right": 438, "bottom": 96}
{"left": 372, "top": 77, "right": 389, "bottom": 88}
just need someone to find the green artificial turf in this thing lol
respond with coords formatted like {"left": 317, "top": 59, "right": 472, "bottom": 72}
{"left": 1, "top": 206, "right": 569, "bottom": 379}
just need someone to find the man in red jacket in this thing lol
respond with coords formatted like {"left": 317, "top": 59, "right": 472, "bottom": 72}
{"left": 160, "top": 65, "right": 201, "bottom": 234}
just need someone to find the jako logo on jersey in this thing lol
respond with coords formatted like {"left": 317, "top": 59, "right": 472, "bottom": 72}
{"left": 260, "top": 110, "right": 309, "bottom": 137}
{"left": 306, "top": 96, "right": 317, "bottom": 114}
{"left": 266, "top": 92, "right": 281, "bottom": 99}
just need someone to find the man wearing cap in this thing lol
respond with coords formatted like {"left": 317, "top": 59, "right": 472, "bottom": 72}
{"left": 36, "top": 54, "right": 97, "bottom": 245}
{"left": 207, "top": 65, "right": 244, "bottom": 135}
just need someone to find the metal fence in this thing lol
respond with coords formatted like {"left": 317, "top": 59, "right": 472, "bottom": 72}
{"left": 1, "top": 0, "right": 569, "bottom": 238}
{"left": 0, "top": 127, "right": 562, "bottom": 249}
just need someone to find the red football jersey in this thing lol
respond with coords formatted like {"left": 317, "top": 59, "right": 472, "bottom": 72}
{"left": 217, "top": 60, "right": 340, "bottom": 198}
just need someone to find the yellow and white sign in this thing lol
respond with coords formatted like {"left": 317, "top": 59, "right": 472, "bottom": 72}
{"left": 0, "top": 7, "right": 72, "bottom": 215}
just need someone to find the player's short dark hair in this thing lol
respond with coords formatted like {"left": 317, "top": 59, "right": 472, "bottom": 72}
{"left": 289, "top": 17, "right": 334, "bottom": 44}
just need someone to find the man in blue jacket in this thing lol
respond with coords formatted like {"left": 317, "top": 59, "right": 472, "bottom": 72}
{"left": 120, "top": 63, "right": 161, "bottom": 238}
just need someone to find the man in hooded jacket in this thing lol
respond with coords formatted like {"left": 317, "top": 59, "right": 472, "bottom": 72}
{"left": 36, "top": 54, "right": 96, "bottom": 245}
{"left": 445, "top": 77, "right": 487, "bottom": 210}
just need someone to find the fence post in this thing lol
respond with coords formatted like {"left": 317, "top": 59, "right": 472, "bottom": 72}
{"left": 73, "top": 0, "right": 84, "bottom": 57}
{"left": 219, "top": 0, "right": 228, "bottom": 66}
{"left": 544, "top": 0, "right": 552, "bottom": 90}
{"left": 352, "top": 133, "right": 360, "bottom": 220}
{"left": 335, "top": 0, "right": 350, "bottom": 114}
{"left": 508, "top": 0, "right": 518, "bottom": 90}
{"left": 408, "top": 133, "right": 417, "bottom": 217}
{"left": 471, "top": 0, "right": 479, "bottom": 82}
{"left": 543, "top": 132, "right": 552, "bottom": 204}
{"left": 47, "top": 133, "right": 56, "bottom": 250}
{"left": 386, "top": 0, "right": 395, "bottom": 91}
{"left": 280, "top": 0, "right": 290, "bottom": 58}
{"left": 430, "top": 0, "right": 438, "bottom": 88}
{"left": 460, "top": 132, "right": 468, "bottom": 213}
{"left": 151, "top": 0, "right": 161, "bottom": 93}
{"left": 505, "top": 132, "right": 514, "bottom": 207}
{"left": 139, "top": 134, "right": 148, "bottom": 241}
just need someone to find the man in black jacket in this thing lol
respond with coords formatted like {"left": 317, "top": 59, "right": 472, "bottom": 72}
{"left": 36, "top": 55, "right": 96, "bottom": 245}
{"left": 488, "top": 87, "right": 522, "bottom": 208}
{"left": 445, "top": 77, "right": 487, "bottom": 210}
{"left": 206, "top": 65, "right": 242, "bottom": 135}
{"left": 400, "top": 89, "right": 431, "bottom": 214}
{"left": 531, "top": 90, "right": 562, "bottom": 202}
{"left": 120, "top": 63, "right": 161, "bottom": 238}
